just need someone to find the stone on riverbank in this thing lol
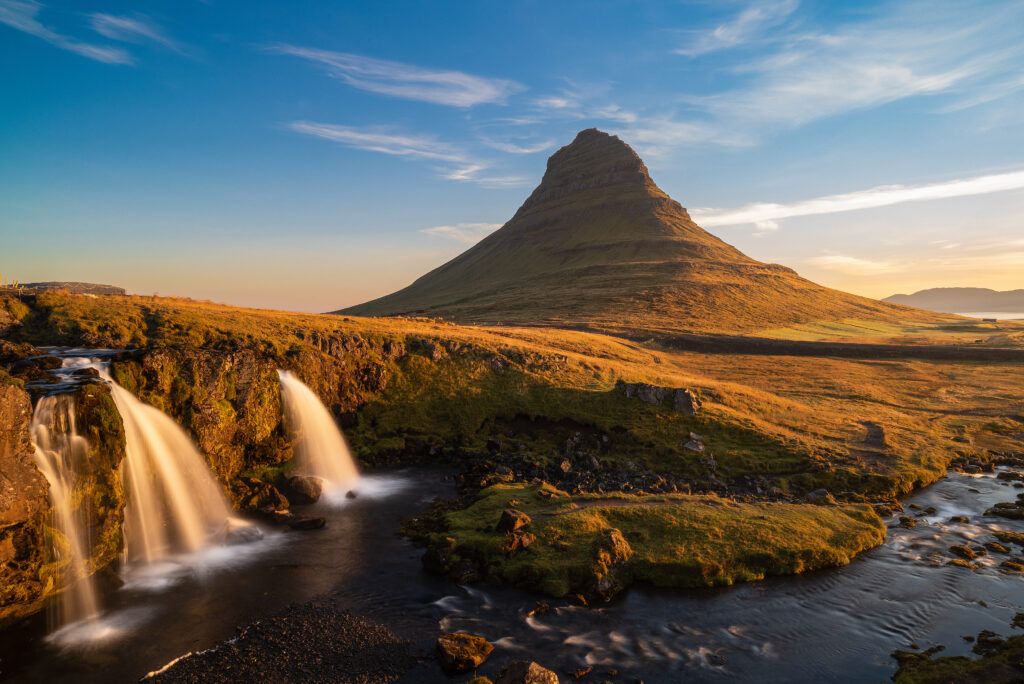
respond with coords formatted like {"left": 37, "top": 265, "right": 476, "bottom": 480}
{"left": 436, "top": 632, "right": 494, "bottom": 674}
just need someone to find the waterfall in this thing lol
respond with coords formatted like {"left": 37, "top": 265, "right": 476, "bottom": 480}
{"left": 30, "top": 394, "right": 101, "bottom": 627}
{"left": 277, "top": 370, "right": 359, "bottom": 494}
{"left": 104, "top": 375, "right": 233, "bottom": 564}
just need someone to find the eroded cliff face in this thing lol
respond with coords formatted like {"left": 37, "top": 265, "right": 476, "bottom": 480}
{"left": 0, "top": 380, "right": 50, "bottom": 623}
{"left": 0, "top": 377, "right": 127, "bottom": 626}
{"left": 107, "top": 331, "right": 406, "bottom": 485}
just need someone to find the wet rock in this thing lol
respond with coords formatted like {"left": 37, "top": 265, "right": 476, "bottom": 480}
{"left": 285, "top": 475, "right": 323, "bottom": 505}
{"left": 898, "top": 516, "right": 917, "bottom": 529}
{"left": 568, "top": 665, "right": 593, "bottom": 679}
{"left": 1001, "top": 559, "right": 1024, "bottom": 572}
{"left": 288, "top": 516, "right": 326, "bottom": 531}
{"left": 949, "top": 545, "right": 976, "bottom": 560}
{"left": 494, "top": 660, "right": 560, "bottom": 684}
{"left": 986, "top": 501, "right": 1024, "bottom": 520}
{"left": 974, "top": 630, "right": 1006, "bottom": 656}
{"left": 436, "top": 633, "right": 494, "bottom": 674}
{"left": 985, "top": 542, "right": 1010, "bottom": 554}
{"left": 947, "top": 559, "right": 978, "bottom": 570}
{"left": 948, "top": 515, "right": 969, "bottom": 524}
{"left": 345, "top": 490, "right": 357, "bottom": 499}
{"left": 236, "top": 478, "right": 290, "bottom": 512}
{"left": 497, "top": 509, "right": 532, "bottom": 533}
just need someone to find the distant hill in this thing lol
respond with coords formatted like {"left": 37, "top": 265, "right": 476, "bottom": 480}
{"left": 338, "top": 129, "right": 945, "bottom": 335}
{"left": 884, "top": 288, "right": 1024, "bottom": 313}
{"left": 22, "top": 282, "right": 126, "bottom": 296}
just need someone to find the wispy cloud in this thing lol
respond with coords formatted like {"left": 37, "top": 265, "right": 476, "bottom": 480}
{"left": 646, "top": 2, "right": 1024, "bottom": 151}
{"left": 90, "top": 13, "right": 182, "bottom": 53}
{"left": 807, "top": 255, "right": 902, "bottom": 275}
{"left": 270, "top": 45, "right": 523, "bottom": 107}
{"left": 674, "top": 0, "right": 799, "bottom": 57}
{"left": 479, "top": 138, "right": 555, "bottom": 155}
{"left": 288, "top": 121, "right": 527, "bottom": 187}
{"left": 692, "top": 168, "right": 1024, "bottom": 229}
{"left": 288, "top": 122, "right": 466, "bottom": 162}
{"left": 421, "top": 222, "right": 501, "bottom": 244}
{"left": 0, "top": 0, "right": 132, "bottom": 64}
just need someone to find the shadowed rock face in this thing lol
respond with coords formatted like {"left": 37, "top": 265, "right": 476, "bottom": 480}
{"left": 0, "top": 382, "right": 50, "bottom": 624}
{"left": 339, "top": 129, "right": 921, "bottom": 335}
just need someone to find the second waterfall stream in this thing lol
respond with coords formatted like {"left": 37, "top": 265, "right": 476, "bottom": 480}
{"left": 277, "top": 370, "right": 360, "bottom": 497}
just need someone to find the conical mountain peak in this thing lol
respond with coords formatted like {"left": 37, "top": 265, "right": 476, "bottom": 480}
{"left": 517, "top": 128, "right": 667, "bottom": 216}
{"left": 340, "top": 129, "right": 911, "bottom": 335}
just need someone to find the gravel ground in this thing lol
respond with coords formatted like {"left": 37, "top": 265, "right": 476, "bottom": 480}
{"left": 144, "top": 598, "right": 419, "bottom": 684}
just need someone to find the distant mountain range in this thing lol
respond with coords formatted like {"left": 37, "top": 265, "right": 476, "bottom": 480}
{"left": 22, "top": 282, "right": 126, "bottom": 296}
{"left": 884, "top": 288, "right": 1024, "bottom": 313}
{"left": 339, "top": 129, "right": 942, "bottom": 335}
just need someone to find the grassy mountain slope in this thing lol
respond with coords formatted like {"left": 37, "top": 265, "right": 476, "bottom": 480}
{"left": 340, "top": 129, "right": 951, "bottom": 335}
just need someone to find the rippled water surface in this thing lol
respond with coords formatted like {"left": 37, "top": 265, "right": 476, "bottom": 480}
{"left": 4, "top": 468, "right": 1024, "bottom": 683}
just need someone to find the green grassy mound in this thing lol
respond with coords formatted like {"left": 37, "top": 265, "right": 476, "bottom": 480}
{"left": 427, "top": 482, "right": 886, "bottom": 599}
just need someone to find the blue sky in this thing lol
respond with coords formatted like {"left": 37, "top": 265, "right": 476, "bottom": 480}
{"left": 2, "top": 0, "right": 1023, "bottom": 311}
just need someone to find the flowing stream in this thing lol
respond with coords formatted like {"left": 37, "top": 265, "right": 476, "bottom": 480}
{"left": 4, "top": 466, "right": 1024, "bottom": 683}
{"left": 277, "top": 370, "right": 360, "bottom": 495}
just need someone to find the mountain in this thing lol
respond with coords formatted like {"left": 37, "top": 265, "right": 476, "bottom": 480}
{"left": 884, "top": 288, "right": 1024, "bottom": 314}
{"left": 21, "top": 282, "right": 126, "bottom": 296}
{"left": 339, "top": 129, "right": 936, "bottom": 335}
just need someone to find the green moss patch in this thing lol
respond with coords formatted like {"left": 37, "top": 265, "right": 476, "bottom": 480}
{"left": 429, "top": 482, "right": 885, "bottom": 599}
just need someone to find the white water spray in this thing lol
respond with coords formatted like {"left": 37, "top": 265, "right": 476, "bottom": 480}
{"left": 30, "top": 394, "right": 101, "bottom": 627}
{"left": 277, "top": 370, "right": 359, "bottom": 494}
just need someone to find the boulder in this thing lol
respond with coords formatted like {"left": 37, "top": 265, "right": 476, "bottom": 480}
{"left": 497, "top": 509, "right": 531, "bottom": 533}
{"left": 673, "top": 388, "right": 701, "bottom": 415}
{"left": 635, "top": 384, "right": 669, "bottom": 406}
{"left": 806, "top": 489, "right": 837, "bottom": 505}
{"left": 589, "top": 528, "right": 633, "bottom": 601}
{"left": 435, "top": 633, "right": 494, "bottom": 674}
{"left": 495, "top": 661, "right": 560, "bottom": 684}
{"left": 504, "top": 530, "right": 536, "bottom": 555}
{"left": 286, "top": 475, "right": 323, "bottom": 504}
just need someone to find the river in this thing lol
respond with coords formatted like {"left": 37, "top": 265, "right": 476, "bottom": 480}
{"left": 3, "top": 463, "right": 1024, "bottom": 682}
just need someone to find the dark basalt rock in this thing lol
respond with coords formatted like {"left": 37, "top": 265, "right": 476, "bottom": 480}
{"left": 285, "top": 475, "right": 323, "bottom": 505}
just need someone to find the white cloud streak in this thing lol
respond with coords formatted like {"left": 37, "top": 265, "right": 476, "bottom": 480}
{"left": 479, "top": 138, "right": 555, "bottom": 154}
{"left": 270, "top": 45, "right": 523, "bottom": 107}
{"left": 90, "top": 13, "right": 181, "bottom": 52}
{"left": 0, "top": 0, "right": 132, "bottom": 64}
{"left": 288, "top": 122, "right": 528, "bottom": 188}
{"left": 421, "top": 222, "right": 501, "bottom": 245}
{"left": 807, "top": 255, "right": 902, "bottom": 275}
{"left": 675, "top": 0, "right": 799, "bottom": 57}
{"left": 692, "top": 169, "right": 1024, "bottom": 228}
{"left": 288, "top": 122, "right": 466, "bottom": 162}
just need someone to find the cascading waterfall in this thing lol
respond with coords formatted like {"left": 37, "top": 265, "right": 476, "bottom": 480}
{"left": 277, "top": 370, "right": 359, "bottom": 493}
{"left": 103, "top": 373, "right": 233, "bottom": 564}
{"left": 30, "top": 394, "right": 101, "bottom": 627}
